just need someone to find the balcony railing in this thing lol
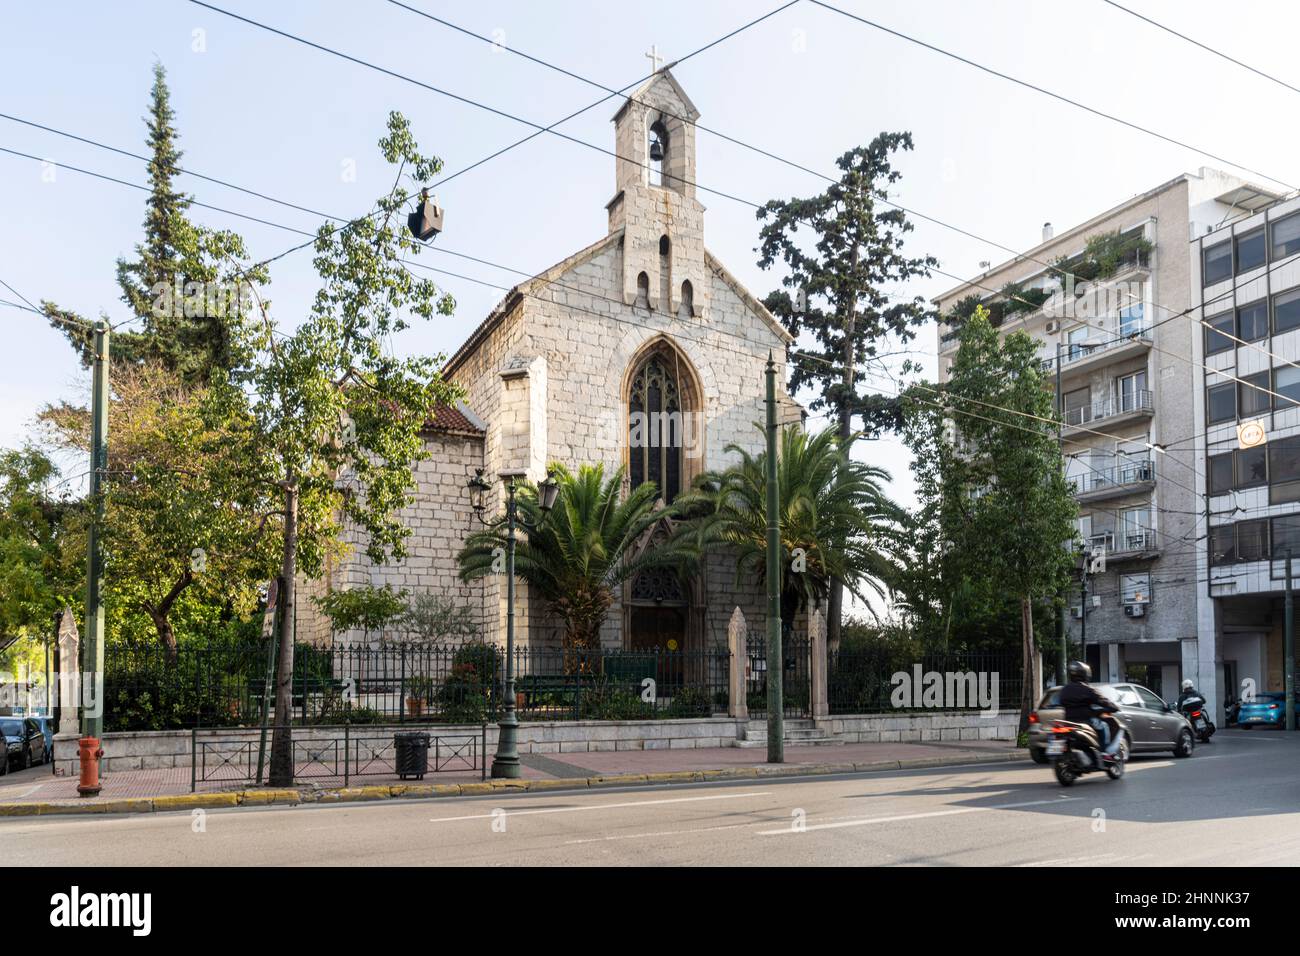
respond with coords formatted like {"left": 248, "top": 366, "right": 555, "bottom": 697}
{"left": 1085, "top": 529, "right": 1158, "bottom": 555}
{"left": 1063, "top": 390, "right": 1154, "bottom": 428}
{"left": 1041, "top": 328, "right": 1152, "bottom": 372}
{"left": 1070, "top": 459, "right": 1155, "bottom": 495}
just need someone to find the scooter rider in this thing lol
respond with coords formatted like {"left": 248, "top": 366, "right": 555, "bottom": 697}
{"left": 1059, "top": 660, "right": 1122, "bottom": 759}
{"left": 1177, "top": 678, "right": 1200, "bottom": 709}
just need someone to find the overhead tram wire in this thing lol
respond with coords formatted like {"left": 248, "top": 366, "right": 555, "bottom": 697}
{"left": 171, "top": 2, "right": 1300, "bottom": 418}
{"left": 382, "top": 0, "right": 1280, "bottom": 356}
{"left": 1098, "top": 0, "right": 1300, "bottom": 98}
{"left": 0, "top": 140, "right": 1257, "bottom": 482}
{"left": 808, "top": 0, "right": 1296, "bottom": 192}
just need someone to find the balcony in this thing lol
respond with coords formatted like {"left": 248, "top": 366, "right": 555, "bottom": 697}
{"left": 1086, "top": 529, "right": 1161, "bottom": 562}
{"left": 1061, "top": 390, "right": 1154, "bottom": 438}
{"left": 1071, "top": 459, "right": 1156, "bottom": 503}
{"left": 1041, "top": 329, "right": 1152, "bottom": 379}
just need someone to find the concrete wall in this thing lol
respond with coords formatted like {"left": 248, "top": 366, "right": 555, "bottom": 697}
{"left": 54, "top": 710, "right": 1021, "bottom": 774}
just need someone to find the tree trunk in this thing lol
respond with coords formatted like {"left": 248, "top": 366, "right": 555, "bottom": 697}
{"left": 1017, "top": 594, "right": 1038, "bottom": 735}
{"left": 143, "top": 570, "right": 192, "bottom": 666}
{"left": 829, "top": 247, "right": 860, "bottom": 655}
{"left": 152, "top": 613, "right": 179, "bottom": 666}
{"left": 268, "top": 482, "right": 298, "bottom": 787}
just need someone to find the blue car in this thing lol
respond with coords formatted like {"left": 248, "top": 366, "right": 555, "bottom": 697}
{"left": 1236, "top": 692, "right": 1288, "bottom": 728}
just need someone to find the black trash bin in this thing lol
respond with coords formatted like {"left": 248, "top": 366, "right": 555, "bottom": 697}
{"left": 394, "top": 731, "right": 431, "bottom": 780}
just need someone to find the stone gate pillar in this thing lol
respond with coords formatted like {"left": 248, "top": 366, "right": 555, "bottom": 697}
{"left": 809, "top": 608, "right": 828, "bottom": 719}
{"left": 56, "top": 608, "right": 80, "bottom": 737}
{"left": 727, "top": 607, "right": 747, "bottom": 720}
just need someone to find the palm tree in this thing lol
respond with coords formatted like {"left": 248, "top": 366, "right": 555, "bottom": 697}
{"left": 675, "top": 425, "right": 904, "bottom": 643}
{"left": 457, "top": 463, "right": 696, "bottom": 663}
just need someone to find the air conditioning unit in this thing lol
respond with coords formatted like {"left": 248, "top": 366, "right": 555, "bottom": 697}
{"left": 1046, "top": 320, "right": 1060, "bottom": 334}
{"left": 1124, "top": 604, "right": 1146, "bottom": 618}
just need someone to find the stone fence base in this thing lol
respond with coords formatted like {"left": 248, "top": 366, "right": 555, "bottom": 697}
{"left": 53, "top": 710, "right": 1020, "bottom": 775}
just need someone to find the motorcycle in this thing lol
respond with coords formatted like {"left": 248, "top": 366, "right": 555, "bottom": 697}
{"left": 1178, "top": 694, "right": 1215, "bottom": 742}
{"left": 1046, "top": 717, "right": 1126, "bottom": 786}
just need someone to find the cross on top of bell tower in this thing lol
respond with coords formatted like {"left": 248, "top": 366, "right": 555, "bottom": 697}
{"left": 644, "top": 44, "right": 664, "bottom": 72}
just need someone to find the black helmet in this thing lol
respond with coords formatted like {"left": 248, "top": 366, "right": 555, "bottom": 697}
{"left": 1067, "top": 660, "right": 1091, "bottom": 683}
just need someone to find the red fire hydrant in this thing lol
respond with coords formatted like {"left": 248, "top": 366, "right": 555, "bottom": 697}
{"left": 76, "top": 736, "right": 103, "bottom": 797}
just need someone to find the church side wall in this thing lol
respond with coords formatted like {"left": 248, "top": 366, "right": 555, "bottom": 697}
{"left": 295, "top": 432, "right": 487, "bottom": 647}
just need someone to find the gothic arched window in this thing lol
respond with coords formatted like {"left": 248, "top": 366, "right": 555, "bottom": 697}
{"left": 628, "top": 353, "right": 683, "bottom": 502}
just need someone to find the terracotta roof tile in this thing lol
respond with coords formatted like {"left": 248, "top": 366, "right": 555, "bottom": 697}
{"left": 424, "top": 404, "right": 483, "bottom": 435}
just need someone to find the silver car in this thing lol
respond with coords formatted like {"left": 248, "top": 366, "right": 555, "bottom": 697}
{"left": 1028, "top": 682, "right": 1196, "bottom": 762}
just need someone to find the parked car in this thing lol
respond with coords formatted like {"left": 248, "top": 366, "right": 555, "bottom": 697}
{"left": 27, "top": 716, "right": 53, "bottom": 763}
{"left": 1028, "top": 682, "right": 1195, "bottom": 763}
{"left": 1236, "top": 692, "right": 1288, "bottom": 728}
{"left": 0, "top": 716, "right": 46, "bottom": 771}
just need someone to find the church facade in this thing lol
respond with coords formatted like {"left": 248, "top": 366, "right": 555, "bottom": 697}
{"left": 298, "top": 70, "right": 800, "bottom": 653}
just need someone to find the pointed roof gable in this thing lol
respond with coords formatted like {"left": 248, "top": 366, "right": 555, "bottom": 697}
{"left": 611, "top": 68, "right": 700, "bottom": 124}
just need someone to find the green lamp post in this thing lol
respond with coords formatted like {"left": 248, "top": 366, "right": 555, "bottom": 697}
{"left": 468, "top": 467, "right": 560, "bottom": 778}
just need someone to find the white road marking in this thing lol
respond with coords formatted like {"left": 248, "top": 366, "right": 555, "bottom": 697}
{"left": 757, "top": 797, "right": 1080, "bottom": 835}
{"left": 428, "top": 790, "right": 772, "bottom": 823}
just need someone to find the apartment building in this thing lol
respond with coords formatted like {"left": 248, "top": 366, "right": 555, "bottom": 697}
{"left": 935, "top": 168, "right": 1262, "bottom": 710}
{"left": 1193, "top": 190, "right": 1300, "bottom": 721}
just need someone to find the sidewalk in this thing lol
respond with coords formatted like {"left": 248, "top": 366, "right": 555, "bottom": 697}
{"left": 0, "top": 738, "right": 1025, "bottom": 816}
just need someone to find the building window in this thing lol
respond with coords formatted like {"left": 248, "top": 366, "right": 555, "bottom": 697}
{"left": 1207, "top": 382, "right": 1236, "bottom": 424}
{"left": 1208, "top": 452, "right": 1233, "bottom": 494}
{"left": 1236, "top": 445, "right": 1267, "bottom": 487}
{"left": 1240, "top": 370, "right": 1271, "bottom": 417}
{"left": 1118, "top": 303, "right": 1144, "bottom": 338}
{"left": 1270, "top": 439, "right": 1300, "bottom": 504}
{"left": 1271, "top": 211, "right": 1300, "bottom": 260}
{"left": 1209, "top": 525, "right": 1236, "bottom": 565}
{"left": 1235, "top": 228, "right": 1266, "bottom": 273}
{"left": 1271, "top": 513, "right": 1300, "bottom": 557}
{"left": 1204, "top": 311, "right": 1234, "bottom": 355}
{"left": 626, "top": 346, "right": 695, "bottom": 504}
{"left": 1238, "top": 301, "right": 1268, "bottom": 342}
{"left": 1203, "top": 240, "right": 1232, "bottom": 285}
{"left": 1273, "top": 287, "right": 1300, "bottom": 334}
{"left": 1121, "top": 508, "right": 1153, "bottom": 550}
{"left": 1121, "top": 573, "right": 1151, "bottom": 604}
{"left": 1118, "top": 370, "right": 1148, "bottom": 412}
{"left": 679, "top": 279, "right": 694, "bottom": 317}
{"left": 1276, "top": 366, "right": 1300, "bottom": 409}
{"left": 1063, "top": 385, "right": 1091, "bottom": 425}
{"left": 1238, "top": 519, "right": 1270, "bottom": 561}
{"left": 1066, "top": 325, "right": 1089, "bottom": 361}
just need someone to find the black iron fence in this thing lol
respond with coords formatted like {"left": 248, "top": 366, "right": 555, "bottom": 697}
{"left": 746, "top": 633, "right": 811, "bottom": 719}
{"left": 190, "top": 724, "right": 487, "bottom": 791}
{"left": 828, "top": 649, "right": 1024, "bottom": 715}
{"left": 105, "top": 639, "right": 730, "bottom": 731}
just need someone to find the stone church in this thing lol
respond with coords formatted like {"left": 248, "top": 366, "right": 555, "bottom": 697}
{"left": 299, "top": 69, "right": 801, "bottom": 652}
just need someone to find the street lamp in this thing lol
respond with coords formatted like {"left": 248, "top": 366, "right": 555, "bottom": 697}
{"left": 466, "top": 467, "right": 560, "bottom": 778}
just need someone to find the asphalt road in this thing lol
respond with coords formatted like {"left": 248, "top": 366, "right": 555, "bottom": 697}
{"left": 5, "top": 729, "right": 1299, "bottom": 866}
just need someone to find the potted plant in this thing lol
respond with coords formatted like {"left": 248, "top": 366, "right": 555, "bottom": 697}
{"left": 406, "top": 676, "right": 434, "bottom": 718}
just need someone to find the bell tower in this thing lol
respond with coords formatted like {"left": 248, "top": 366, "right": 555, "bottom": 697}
{"left": 607, "top": 65, "right": 708, "bottom": 318}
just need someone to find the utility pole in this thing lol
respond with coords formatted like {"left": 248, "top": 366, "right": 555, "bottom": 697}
{"left": 765, "top": 354, "right": 784, "bottom": 763}
{"left": 1079, "top": 560, "right": 1088, "bottom": 670}
{"left": 1286, "top": 549, "right": 1295, "bottom": 732}
{"left": 78, "top": 321, "right": 109, "bottom": 796}
{"left": 1055, "top": 341, "right": 1068, "bottom": 680}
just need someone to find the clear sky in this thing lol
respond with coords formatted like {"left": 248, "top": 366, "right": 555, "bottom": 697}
{"left": 3, "top": 0, "right": 1298, "bottom": 520}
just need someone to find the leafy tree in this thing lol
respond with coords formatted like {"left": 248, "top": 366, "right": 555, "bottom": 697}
{"left": 42, "top": 62, "right": 266, "bottom": 381}
{"left": 312, "top": 585, "right": 408, "bottom": 644}
{"left": 756, "top": 132, "right": 937, "bottom": 648}
{"left": 901, "top": 308, "right": 1076, "bottom": 730}
{"left": 39, "top": 364, "right": 278, "bottom": 661}
{"left": 675, "top": 425, "right": 904, "bottom": 644}
{"left": 400, "top": 591, "right": 480, "bottom": 644}
{"left": 457, "top": 464, "right": 694, "bottom": 663}
{"left": 218, "top": 112, "right": 459, "bottom": 786}
{"left": 0, "top": 448, "right": 80, "bottom": 639}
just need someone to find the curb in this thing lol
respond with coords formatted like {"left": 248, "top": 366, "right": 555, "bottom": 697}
{"left": 0, "top": 750, "right": 1028, "bottom": 818}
